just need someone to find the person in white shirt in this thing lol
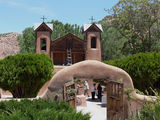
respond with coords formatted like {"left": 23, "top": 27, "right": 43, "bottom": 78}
{"left": 91, "top": 83, "right": 96, "bottom": 100}
{"left": 84, "top": 81, "right": 89, "bottom": 97}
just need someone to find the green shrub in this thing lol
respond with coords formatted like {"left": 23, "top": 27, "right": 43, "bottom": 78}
{"left": 128, "top": 91, "right": 160, "bottom": 120}
{"left": 0, "top": 99, "right": 90, "bottom": 120}
{"left": 0, "top": 53, "right": 54, "bottom": 98}
{"left": 104, "top": 52, "right": 160, "bottom": 94}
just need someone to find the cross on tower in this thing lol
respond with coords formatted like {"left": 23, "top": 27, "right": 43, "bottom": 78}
{"left": 89, "top": 16, "right": 95, "bottom": 23}
{"left": 41, "top": 16, "right": 47, "bottom": 22}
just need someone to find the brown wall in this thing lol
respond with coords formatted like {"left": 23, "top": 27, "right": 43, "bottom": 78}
{"left": 85, "top": 32, "right": 101, "bottom": 61}
{"left": 39, "top": 60, "right": 155, "bottom": 119}
{"left": 36, "top": 31, "right": 51, "bottom": 56}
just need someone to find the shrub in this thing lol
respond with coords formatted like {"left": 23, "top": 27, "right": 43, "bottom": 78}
{"left": 128, "top": 91, "right": 160, "bottom": 120}
{"left": 0, "top": 53, "right": 53, "bottom": 98}
{"left": 104, "top": 52, "right": 160, "bottom": 94}
{"left": 0, "top": 99, "right": 90, "bottom": 120}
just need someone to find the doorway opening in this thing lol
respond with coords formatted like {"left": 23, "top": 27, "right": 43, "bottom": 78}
{"left": 63, "top": 77, "right": 124, "bottom": 120}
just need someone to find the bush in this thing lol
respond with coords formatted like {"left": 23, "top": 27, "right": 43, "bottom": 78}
{"left": 128, "top": 92, "right": 160, "bottom": 120}
{"left": 104, "top": 52, "right": 160, "bottom": 95}
{"left": 0, "top": 53, "right": 54, "bottom": 98}
{"left": 0, "top": 99, "right": 90, "bottom": 120}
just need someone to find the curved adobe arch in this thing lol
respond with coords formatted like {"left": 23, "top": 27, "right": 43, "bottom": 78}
{"left": 39, "top": 60, "right": 155, "bottom": 118}
{"left": 40, "top": 60, "right": 153, "bottom": 100}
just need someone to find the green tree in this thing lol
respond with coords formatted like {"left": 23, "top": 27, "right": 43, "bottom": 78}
{"left": 108, "top": 0, "right": 160, "bottom": 55}
{"left": 0, "top": 53, "right": 53, "bottom": 98}
{"left": 18, "top": 27, "right": 35, "bottom": 53}
{"left": 49, "top": 20, "right": 83, "bottom": 40}
{"left": 100, "top": 21, "right": 127, "bottom": 60}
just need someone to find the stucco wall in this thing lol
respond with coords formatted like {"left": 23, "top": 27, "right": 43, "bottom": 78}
{"left": 85, "top": 32, "right": 101, "bottom": 61}
{"left": 39, "top": 60, "right": 156, "bottom": 118}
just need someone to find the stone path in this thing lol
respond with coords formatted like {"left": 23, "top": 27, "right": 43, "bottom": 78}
{"left": 77, "top": 98, "right": 106, "bottom": 120}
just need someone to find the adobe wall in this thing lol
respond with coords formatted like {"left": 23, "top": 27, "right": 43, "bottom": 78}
{"left": 85, "top": 32, "right": 101, "bottom": 61}
{"left": 39, "top": 60, "right": 156, "bottom": 118}
{"left": 37, "top": 65, "right": 66, "bottom": 96}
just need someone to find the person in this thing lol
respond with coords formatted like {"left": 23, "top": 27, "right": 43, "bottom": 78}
{"left": 84, "top": 81, "right": 89, "bottom": 97}
{"left": 91, "top": 83, "right": 96, "bottom": 100}
{"left": 97, "top": 84, "right": 102, "bottom": 101}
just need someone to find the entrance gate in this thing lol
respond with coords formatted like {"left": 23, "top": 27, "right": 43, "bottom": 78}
{"left": 63, "top": 81, "right": 77, "bottom": 109}
{"left": 107, "top": 81, "right": 124, "bottom": 120}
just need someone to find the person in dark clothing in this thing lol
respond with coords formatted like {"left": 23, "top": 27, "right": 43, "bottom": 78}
{"left": 97, "top": 84, "right": 102, "bottom": 101}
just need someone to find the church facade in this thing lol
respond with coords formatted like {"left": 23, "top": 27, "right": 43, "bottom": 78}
{"left": 34, "top": 22, "right": 103, "bottom": 65}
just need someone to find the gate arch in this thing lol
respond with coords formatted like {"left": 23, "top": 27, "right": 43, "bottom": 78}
{"left": 39, "top": 60, "right": 155, "bottom": 119}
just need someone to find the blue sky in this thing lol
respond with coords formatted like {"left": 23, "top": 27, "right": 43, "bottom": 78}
{"left": 0, "top": 0, "right": 119, "bottom": 33}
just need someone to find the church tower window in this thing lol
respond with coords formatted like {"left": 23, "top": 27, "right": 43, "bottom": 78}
{"left": 91, "top": 37, "right": 97, "bottom": 48}
{"left": 41, "top": 38, "right": 47, "bottom": 51}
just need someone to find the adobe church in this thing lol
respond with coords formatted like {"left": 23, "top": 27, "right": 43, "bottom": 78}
{"left": 34, "top": 22, "right": 103, "bottom": 65}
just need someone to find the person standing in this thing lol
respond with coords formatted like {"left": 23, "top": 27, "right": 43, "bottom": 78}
{"left": 91, "top": 83, "right": 96, "bottom": 100}
{"left": 97, "top": 84, "right": 102, "bottom": 101}
{"left": 84, "top": 81, "right": 89, "bottom": 97}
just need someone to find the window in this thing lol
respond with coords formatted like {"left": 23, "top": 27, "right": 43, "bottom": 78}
{"left": 91, "top": 37, "right": 97, "bottom": 48}
{"left": 41, "top": 38, "right": 47, "bottom": 51}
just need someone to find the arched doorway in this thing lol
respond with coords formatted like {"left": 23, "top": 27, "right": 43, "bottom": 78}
{"left": 39, "top": 60, "right": 155, "bottom": 120}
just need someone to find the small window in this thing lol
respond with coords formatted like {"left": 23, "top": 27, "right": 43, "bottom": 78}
{"left": 91, "top": 37, "right": 97, "bottom": 48}
{"left": 41, "top": 38, "right": 47, "bottom": 51}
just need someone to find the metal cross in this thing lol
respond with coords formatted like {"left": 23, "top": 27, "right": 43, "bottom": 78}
{"left": 41, "top": 16, "right": 47, "bottom": 22}
{"left": 89, "top": 16, "right": 95, "bottom": 23}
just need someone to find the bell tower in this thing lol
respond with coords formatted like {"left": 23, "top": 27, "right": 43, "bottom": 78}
{"left": 34, "top": 22, "right": 53, "bottom": 56}
{"left": 82, "top": 23, "right": 103, "bottom": 61}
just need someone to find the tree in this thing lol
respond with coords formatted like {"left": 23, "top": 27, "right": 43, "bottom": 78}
{"left": 18, "top": 27, "right": 35, "bottom": 53}
{"left": 0, "top": 53, "right": 53, "bottom": 98}
{"left": 100, "top": 21, "right": 127, "bottom": 60}
{"left": 49, "top": 20, "right": 83, "bottom": 40}
{"left": 108, "top": 0, "right": 160, "bottom": 55}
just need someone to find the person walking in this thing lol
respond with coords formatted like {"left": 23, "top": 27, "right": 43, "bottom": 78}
{"left": 97, "top": 84, "right": 102, "bottom": 101}
{"left": 91, "top": 83, "right": 96, "bottom": 100}
{"left": 84, "top": 81, "right": 89, "bottom": 97}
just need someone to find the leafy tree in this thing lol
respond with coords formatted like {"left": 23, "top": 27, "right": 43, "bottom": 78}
{"left": 100, "top": 21, "right": 127, "bottom": 60}
{"left": 108, "top": 0, "right": 160, "bottom": 55}
{"left": 18, "top": 27, "right": 35, "bottom": 53}
{"left": 49, "top": 20, "right": 83, "bottom": 40}
{"left": 0, "top": 53, "right": 53, "bottom": 98}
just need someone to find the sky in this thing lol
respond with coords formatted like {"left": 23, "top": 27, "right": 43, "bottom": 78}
{"left": 0, "top": 0, "right": 119, "bottom": 33}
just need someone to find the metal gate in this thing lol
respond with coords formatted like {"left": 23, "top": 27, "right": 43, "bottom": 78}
{"left": 63, "top": 81, "right": 77, "bottom": 109}
{"left": 107, "top": 81, "right": 124, "bottom": 120}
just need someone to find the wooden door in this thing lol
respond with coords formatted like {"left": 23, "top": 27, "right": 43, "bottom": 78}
{"left": 107, "top": 81, "right": 124, "bottom": 120}
{"left": 63, "top": 81, "right": 77, "bottom": 109}
{"left": 72, "top": 52, "right": 85, "bottom": 64}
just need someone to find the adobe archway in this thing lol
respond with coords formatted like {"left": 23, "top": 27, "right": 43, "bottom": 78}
{"left": 39, "top": 60, "right": 155, "bottom": 119}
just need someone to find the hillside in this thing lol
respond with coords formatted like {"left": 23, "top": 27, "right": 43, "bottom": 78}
{"left": 0, "top": 32, "right": 20, "bottom": 59}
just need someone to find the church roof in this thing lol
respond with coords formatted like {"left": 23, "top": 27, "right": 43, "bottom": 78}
{"left": 82, "top": 23, "right": 103, "bottom": 32}
{"left": 53, "top": 33, "right": 84, "bottom": 43}
{"left": 34, "top": 23, "right": 53, "bottom": 31}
